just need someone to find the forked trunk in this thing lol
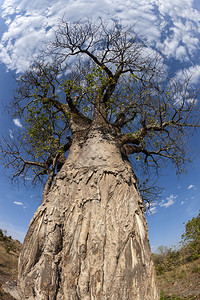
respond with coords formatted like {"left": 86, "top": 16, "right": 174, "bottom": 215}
{"left": 18, "top": 125, "right": 159, "bottom": 299}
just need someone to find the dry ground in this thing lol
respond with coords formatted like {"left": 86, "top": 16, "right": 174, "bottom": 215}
{"left": 157, "top": 257, "right": 200, "bottom": 299}
{"left": 0, "top": 236, "right": 21, "bottom": 300}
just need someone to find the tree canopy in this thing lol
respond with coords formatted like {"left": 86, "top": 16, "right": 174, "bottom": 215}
{"left": 0, "top": 19, "right": 199, "bottom": 202}
{"left": 181, "top": 211, "right": 200, "bottom": 260}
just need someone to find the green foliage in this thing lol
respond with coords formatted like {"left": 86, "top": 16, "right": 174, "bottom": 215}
{"left": 153, "top": 212, "right": 200, "bottom": 276}
{"left": 1, "top": 20, "right": 200, "bottom": 198}
{"left": 152, "top": 246, "right": 181, "bottom": 275}
{"left": 18, "top": 65, "right": 68, "bottom": 161}
{"left": 24, "top": 101, "right": 64, "bottom": 159}
{"left": 181, "top": 211, "right": 200, "bottom": 260}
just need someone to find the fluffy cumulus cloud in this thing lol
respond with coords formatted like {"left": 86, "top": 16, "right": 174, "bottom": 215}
{"left": 0, "top": 0, "right": 200, "bottom": 72}
{"left": 160, "top": 194, "right": 177, "bottom": 208}
{"left": 176, "top": 65, "right": 200, "bottom": 86}
{"left": 155, "top": 0, "right": 200, "bottom": 59}
{"left": 13, "top": 118, "right": 22, "bottom": 127}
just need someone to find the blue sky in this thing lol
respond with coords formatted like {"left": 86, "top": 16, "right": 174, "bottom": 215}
{"left": 0, "top": 0, "right": 200, "bottom": 251}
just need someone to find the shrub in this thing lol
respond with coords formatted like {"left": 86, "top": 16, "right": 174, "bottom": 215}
{"left": 181, "top": 211, "right": 200, "bottom": 261}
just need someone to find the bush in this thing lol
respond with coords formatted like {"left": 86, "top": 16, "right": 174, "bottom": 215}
{"left": 181, "top": 211, "right": 200, "bottom": 261}
{"left": 153, "top": 212, "right": 200, "bottom": 275}
{"left": 152, "top": 246, "right": 181, "bottom": 275}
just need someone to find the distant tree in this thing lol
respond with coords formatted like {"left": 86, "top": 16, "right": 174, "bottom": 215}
{"left": 152, "top": 246, "right": 169, "bottom": 275}
{"left": 0, "top": 19, "right": 200, "bottom": 299}
{"left": 152, "top": 246, "right": 181, "bottom": 274}
{"left": 181, "top": 211, "right": 200, "bottom": 260}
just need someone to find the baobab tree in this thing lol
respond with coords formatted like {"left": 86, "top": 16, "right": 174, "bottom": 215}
{"left": 1, "top": 19, "right": 199, "bottom": 299}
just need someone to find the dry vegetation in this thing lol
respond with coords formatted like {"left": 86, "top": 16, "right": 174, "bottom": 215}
{"left": 153, "top": 212, "right": 200, "bottom": 300}
{"left": 157, "top": 257, "right": 200, "bottom": 299}
{"left": 0, "top": 229, "right": 22, "bottom": 300}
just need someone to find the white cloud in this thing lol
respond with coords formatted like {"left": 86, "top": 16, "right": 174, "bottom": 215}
{"left": 9, "top": 129, "right": 13, "bottom": 138}
{"left": 176, "top": 65, "right": 200, "bottom": 86}
{"left": 154, "top": 0, "right": 200, "bottom": 61}
{"left": 13, "top": 118, "right": 22, "bottom": 127}
{"left": 13, "top": 201, "right": 26, "bottom": 208}
{"left": 156, "top": 19, "right": 199, "bottom": 61}
{"left": 0, "top": 0, "right": 200, "bottom": 72}
{"left": 147, "top": 201, "right": 158, "bottom": 214}
{"left": 13, "top": 201, "right": 23, "bottom": 206}
{"left": 149, "top": 206, "right": 157, "bottom": 214}
{"left": 160, "top": 194, "right": 177, "bottom": 208}
{"left": 181, "top": 201, "right": 184, "bottom": 205}
{"left": 156, "top": 0, "right": 200, "bottom": 22}
{"left": 188, "top": 184, "right": 196, "bottom": 190}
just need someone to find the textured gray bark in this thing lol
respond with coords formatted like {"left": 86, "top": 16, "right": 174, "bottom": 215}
{"left": 2, "top": 280, "right": 20, "bottom": 299}
{"left": 18, "top": 126, "right": 159, "bottom": 299}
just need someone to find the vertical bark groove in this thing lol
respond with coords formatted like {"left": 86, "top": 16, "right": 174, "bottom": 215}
{"left": 18, "top": 129, "right": 159, "bottom": 299}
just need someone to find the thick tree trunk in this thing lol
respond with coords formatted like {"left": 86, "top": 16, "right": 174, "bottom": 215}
{"left": 18, "top": 126, "right": 159, "bottom": 299}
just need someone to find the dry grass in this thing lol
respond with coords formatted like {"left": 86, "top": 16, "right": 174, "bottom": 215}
{"left": 0, "top": 235, "right": 22, "bottom": 300}
{"left": 157, "top": 258, "right": 200, "bottom": 299}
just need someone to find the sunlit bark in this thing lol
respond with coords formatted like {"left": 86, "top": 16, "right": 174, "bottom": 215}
{"left": 18, "top": 125, "right": 159, "bottom": 299}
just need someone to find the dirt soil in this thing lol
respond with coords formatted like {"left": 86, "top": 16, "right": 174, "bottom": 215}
{"left": 0, "top": 238, "right": 21, "bottom": 300}
{"left": 157, "top": 258, "right": 200, "bottom": 299}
